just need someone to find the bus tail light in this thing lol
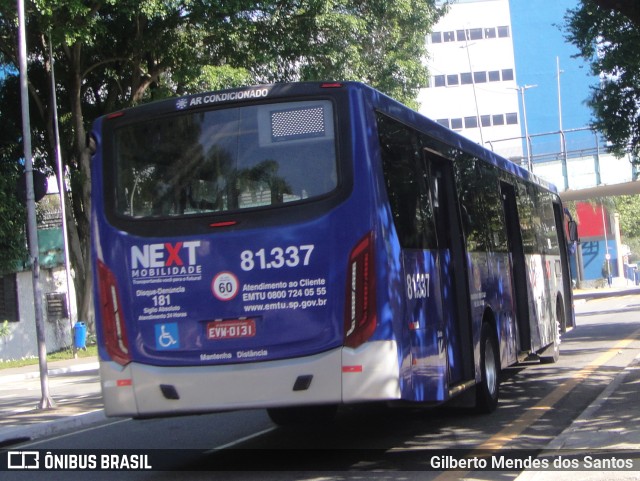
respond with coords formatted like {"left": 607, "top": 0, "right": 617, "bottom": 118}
{"left": 97, "top": 260, "right": 131, "bottom": 365}
{"left": 344, "top": 232, "right": 377, "bottom": 348}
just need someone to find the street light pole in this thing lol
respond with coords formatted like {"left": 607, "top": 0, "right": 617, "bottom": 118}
{"left": 557, "top": 56, "right": 564, "bottom": 151}
{"left": 601, "top": 201, "right": 612, "bottom": 287}
{"left": 18, "top": 0, "right": 55, "bottom": 409}
{"left": 48, "top": 31, "right": 76, "bottom": 358}
{"left": 556, "top": 57, "right": 569, "bottom": 189}
{"left": 512, "top": 84, "right": 537, "bottom": 171}
{"left": 460, "top": 38, "right": 484, "bottom": 145}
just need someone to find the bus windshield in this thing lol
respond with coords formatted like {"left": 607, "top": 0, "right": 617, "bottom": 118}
{"left": 112, "top": 100, "right": 337, "bottom": 218}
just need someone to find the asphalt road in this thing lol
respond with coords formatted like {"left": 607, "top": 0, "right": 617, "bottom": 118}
{"left": 5, "top": 293, "right": 640, "bottom": 480}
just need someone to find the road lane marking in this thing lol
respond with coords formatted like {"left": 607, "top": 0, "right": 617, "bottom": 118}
{"left": 204, "top": 426, "right": 277, "bottom": 453}
{"left": 433, "top": 326, "right": 640, "bottom": 480}
{"left": 18, "top": 416, "right": 130, "bottom": 448}
{"left": 19, "top": 417, "right": 276, "bottom": 453}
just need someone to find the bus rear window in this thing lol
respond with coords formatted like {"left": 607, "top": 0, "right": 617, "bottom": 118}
{"left": 112, "top": 100, "right": 337, "bottom": 218}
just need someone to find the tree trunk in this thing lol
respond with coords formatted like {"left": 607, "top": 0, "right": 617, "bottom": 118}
{"left": 67, "top": 41, "right": 94, "bottom": 329}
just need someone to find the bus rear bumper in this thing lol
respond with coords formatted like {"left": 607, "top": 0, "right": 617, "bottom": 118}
{"left": 99, "top": 341, "right": 401, "bottom": 418}
{"left": 342, "top": 340, "right": 401, "bottom": 402}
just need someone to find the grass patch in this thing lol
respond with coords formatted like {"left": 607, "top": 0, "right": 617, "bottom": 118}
{"left": 0, "top": 344, "right": 97, "bottom": 370}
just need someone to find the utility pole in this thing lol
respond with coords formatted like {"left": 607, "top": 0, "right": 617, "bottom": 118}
{"left": 557, "top": 56, "right": 564, "bottom": 152}
{"left": 48, "top": 31, "right": 76, "bottom": 358}
{"left": 556, "top": 56, "right": 569, "bottom": 190}
{"left": 18, "top": 0, "right": 55, "bottom": 409}
{"left": 556, "top": 56, "right": 564, "bottom": 131}
{"left": 460, "top": 35, "right": 484, "bottom": 145}
{"left": 511, "top": 84, "right": 537, "bottom": 171}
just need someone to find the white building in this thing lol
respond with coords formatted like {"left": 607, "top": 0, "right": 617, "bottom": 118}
{"left": 0, "top": 189, "right": 77, "bottom": 362}
{"left": 418, "top": 0, "right": 524, "bottom": 161}
{"left": 1, "top": 267, "right": 76, "bottom": 361}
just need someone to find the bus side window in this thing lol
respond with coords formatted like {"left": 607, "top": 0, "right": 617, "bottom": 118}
{"left": 377, "top": 113, "right": 436, "bottom": 249}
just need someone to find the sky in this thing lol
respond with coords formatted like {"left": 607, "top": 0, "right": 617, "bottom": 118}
{"left": 510, "top": 0, "right": 599, "bottom": 153}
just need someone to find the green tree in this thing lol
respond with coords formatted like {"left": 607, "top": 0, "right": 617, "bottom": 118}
{"left": 0, "top": 0, "right": 444, "bottom": 325}
{"left": 613, "top": 195, "right": 640, "bottom": 238}
{"left": 0, "top": 161, "right": 27, "bottom": 274}
{"left": 0, "top": 72, "right": 27, "bottom": 274}
{"left": 589, "top": 0, "right": 640, "bottom": 27}
{"left": 563, "top": 0, "right": 640, "bottom": 159}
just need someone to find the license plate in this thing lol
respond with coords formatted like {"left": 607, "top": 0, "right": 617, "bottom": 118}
{"left": 207, "top": 319, "right": 256, "bottom": 340}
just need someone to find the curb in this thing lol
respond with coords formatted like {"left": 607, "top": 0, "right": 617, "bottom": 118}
{"left": 514, "top": 354, "right": 640, "bottom": 481}
{"left": 0, "top": 410, "right": 107, "bottom": 446}
{"left": 0, "top": 363, "right": 99, "bottom": 386}
{"left": 543, "top": 354, "right": 640, "bottom": 451}
{"left": 572, "top": 287, "right": 640, "bottom": 301}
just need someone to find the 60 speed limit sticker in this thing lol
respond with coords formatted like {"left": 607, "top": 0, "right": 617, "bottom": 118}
{"left": 211, "top": 272, "right": 239, "bottom": 301}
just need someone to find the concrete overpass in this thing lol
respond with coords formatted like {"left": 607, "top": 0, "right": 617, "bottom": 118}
{"left": 559, "top": 180, "right": 640, "bottom": 202}
{"left": 530, "top": 149, "right": 638, "bottom": 201}
{"left": 493, "top": 132, "right": 639, "bottom": 288}
{"left": 489, "top": 127, "right": 638, "bottom": 201}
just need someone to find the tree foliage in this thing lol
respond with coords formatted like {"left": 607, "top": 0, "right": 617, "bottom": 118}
{"left": 590, "top": 0, "right": 640, "bottom": 27}
{"left": 0, "top": 162, "right": 27, "bottom": 274}
{"left": 564, "top": 0, "right": 640, "bottom": 159}
{"left": 613, "top": 195, "right": 640, "bottom": 238}
{"left": 0, "top": 71, "right": 27, "bottom": 274}
{"left": 0, "top": 0, "right": 443, "bottom": 323}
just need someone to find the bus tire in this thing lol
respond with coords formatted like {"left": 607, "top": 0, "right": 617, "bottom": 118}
{"left": 475, "top": 322, "right": 500, "bottom": 414}
{"left": 267, "top": 404, "right": 338, "bottom": 427}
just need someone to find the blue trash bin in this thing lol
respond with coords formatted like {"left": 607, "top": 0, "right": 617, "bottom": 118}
{"left": 74, "top": 322, "right": 87, "bottom": 350}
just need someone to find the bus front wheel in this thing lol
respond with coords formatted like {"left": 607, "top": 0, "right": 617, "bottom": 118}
{"left": 475, "top": 323, "right": 500, "bottom": 414}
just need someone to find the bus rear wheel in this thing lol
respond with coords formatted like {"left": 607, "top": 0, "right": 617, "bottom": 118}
{"left": 475, "top": 323, "right": 500, "bottom": 414}
{"left": 267, "top": 404, "right": 338, "bottom": 427}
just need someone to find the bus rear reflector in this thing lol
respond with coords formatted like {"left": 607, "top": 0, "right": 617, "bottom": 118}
{"left": 97, "top": 260, "right": 131, "bottom": 366}
{"left": 342, "top": 365, "right": 363, "bottom": 373}
{"left": 209, "top": 220, "right": 238, "bottom": 228}
{"left": 344, "top": 232, "right": 377, "bottom": 348}
{"left": 106, "top": 111, "right": 125, "bottom": 120}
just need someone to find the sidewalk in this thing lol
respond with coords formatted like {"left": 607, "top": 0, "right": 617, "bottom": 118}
{"left": 515, "top": 283, "right": 640, "bottom": 480}
{"left": 516, "top": 353, "right": 640, "bottom": 480}
{"left": 0, "top": 356, "right": 105, "bottom": 447}
{"left": 572, "top": 282, "right": 640, "bottom": 301}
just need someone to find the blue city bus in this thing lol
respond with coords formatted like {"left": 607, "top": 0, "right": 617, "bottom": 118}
{"left": 90, "top": 82, "right": 575, "bottom": 424}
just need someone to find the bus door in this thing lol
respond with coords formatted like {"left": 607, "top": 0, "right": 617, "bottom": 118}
{"left": 426, "top": 152, "right": 475, "bottom": 389}
{"left": 553, "top": 202, "right": 575, "bottom": 332}
{"left": 500, "top": 182, "right": 532, "bottom": 353}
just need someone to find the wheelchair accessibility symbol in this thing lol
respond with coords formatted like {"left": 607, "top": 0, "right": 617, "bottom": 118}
{"left": 155, "top": 323, "right": 180, "bottom": 350}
